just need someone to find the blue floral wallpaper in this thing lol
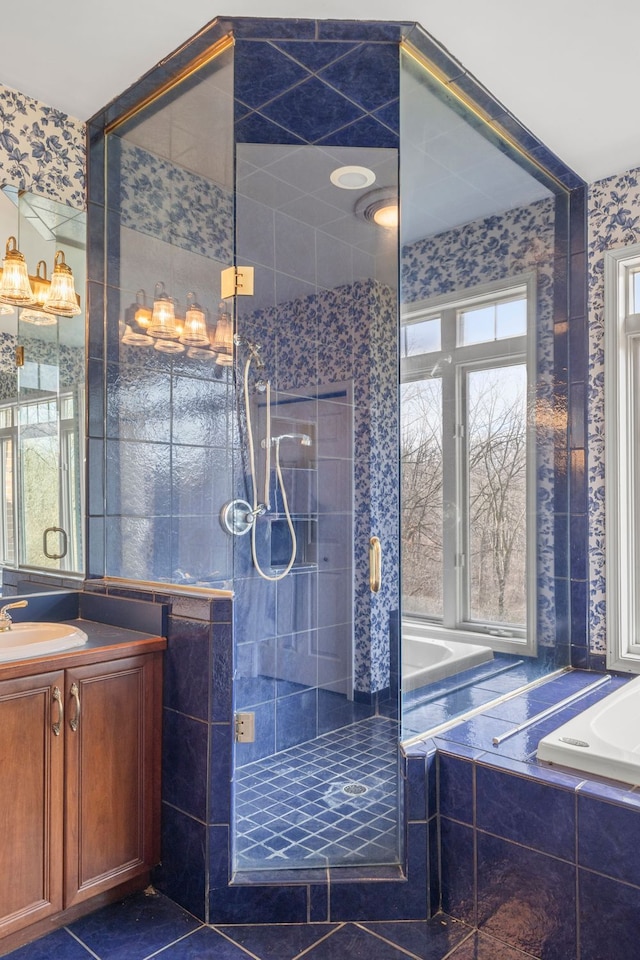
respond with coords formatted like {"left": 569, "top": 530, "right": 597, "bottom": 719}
{"left": 0, "top": 82, "right": 85, "bottom": 208}
{"left": 118, "top": 141, "right": 233, "bottom": 263}
{"left": 587, "top": 166, "right": 640, "bottom": 654}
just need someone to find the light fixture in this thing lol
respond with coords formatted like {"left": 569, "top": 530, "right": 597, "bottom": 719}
{"left": 0, "top": 237, "right": 36, "bottom": 305}
{"left": 211, "top": 303, "right": 234, "bottom": 363}
{"left": 121, "top": 323, "right": 153, "bottom": 346}
{"left": 42, "top": 250, "right": 81, "bottom": 316}
{"left": 21, "top": 261, "right": 56, "bottom": 325}
{"left": 134, "top": 289, "right": 152, "bottom": 327}
{"left": 148, "top": 282, "right": 179, "bottom": 339}
{"left": 354, "top": 187, "right": 399, "bottom": 229}
{"left": 330, "top": 165, "right": 376, "bottom": 190}
{"left": 180, "top": 292, "right": 210, "bottom": 347}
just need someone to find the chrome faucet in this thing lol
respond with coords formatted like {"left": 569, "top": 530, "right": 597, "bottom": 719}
{"left": 0, "top": 600, "right": 28, "bottom": 631}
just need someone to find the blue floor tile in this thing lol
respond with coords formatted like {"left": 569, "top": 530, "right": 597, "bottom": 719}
{"left": 360, "top": 917, "right": 470, "bottom": 958}
{"left": 5, "top": 929, "right": 95, "bottom": 960}
{"left": 214, "top": 922, "right": 339, "bottom": 960}
{"left": 152, "top": 926, "right": 254, "bottom": 958}
{"left": 67, "top": 890, "right": 201, "bottom": 960}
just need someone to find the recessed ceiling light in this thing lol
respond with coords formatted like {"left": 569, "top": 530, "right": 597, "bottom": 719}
{"left": 330, "top": 165, "right": 376, "bottom": 190}
{"left": 354, "top": 187, "right": 399, "bottom": 229}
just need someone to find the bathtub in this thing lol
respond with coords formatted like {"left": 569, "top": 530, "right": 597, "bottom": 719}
{"left": 402, "top": 632, "right": 493, "bottom": 691}
{"left": 537, "top": 674, "right": 639, "bottom": 784}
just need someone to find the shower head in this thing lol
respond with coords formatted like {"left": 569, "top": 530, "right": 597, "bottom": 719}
{"left": 262, "top": 433, "right": 312, "bottom": 448}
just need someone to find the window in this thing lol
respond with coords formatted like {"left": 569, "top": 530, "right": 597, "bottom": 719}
{"left": 401, "top": 276, "right": 536, "bottom": 654}
{"left": 605, "top": 246, "right": 640, "bottom": 671}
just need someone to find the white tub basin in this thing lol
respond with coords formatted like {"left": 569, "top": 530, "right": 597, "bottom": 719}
{"left": 0, "top": 622, "right": 88, "bottom": 662}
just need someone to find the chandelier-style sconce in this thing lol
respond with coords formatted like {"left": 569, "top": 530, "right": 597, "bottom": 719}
{"left": 0, "top": 237, "right": 81, "bottom": 321}
{"left": 122, "top": 284, "right": 235, "bottom": 365}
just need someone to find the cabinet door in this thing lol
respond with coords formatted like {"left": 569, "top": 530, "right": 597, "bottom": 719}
{"left": 64, "top": 654, "right": 161, "bottom": 907}
{"left": 0, "top": 671, "right": 64, "bottom": 938}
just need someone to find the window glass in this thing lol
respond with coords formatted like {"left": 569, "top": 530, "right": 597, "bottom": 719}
{"left": 459, "top": 296, "right": 526, "bottom": 346}
{"left": 632, "top": 269, "right": 640, "bottom": 315}
{"left": 467, "top": 364, "right": 527, "bottom": 625}
{"left": 403, "top": 317, "right": 441, "bottom": 356}
{"left": 401, "top": 378, "right": 443, "bottom": 618}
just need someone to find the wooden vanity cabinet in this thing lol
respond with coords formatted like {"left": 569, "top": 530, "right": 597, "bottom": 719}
{"left": 0, "top": 646, "right": 163, "bottom": 946}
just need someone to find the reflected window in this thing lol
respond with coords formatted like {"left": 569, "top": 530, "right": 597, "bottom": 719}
{"left": 401, "top": 279, "right": 533, "bottom": 649}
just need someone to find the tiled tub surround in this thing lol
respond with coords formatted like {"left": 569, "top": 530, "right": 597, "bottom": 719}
{"left": 411, "top": 668, "right": 640, "bottom": 960}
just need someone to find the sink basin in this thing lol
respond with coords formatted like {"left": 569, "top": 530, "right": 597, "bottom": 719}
{"left": 0, "top": 622, "right": 88, "bottom": 662}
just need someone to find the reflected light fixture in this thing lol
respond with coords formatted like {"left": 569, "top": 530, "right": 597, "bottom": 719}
{"left": 148, "top": 282, "right": 179, "bottom": 339}
{"left": 0, "top": 238, "right": 82, "bottom": 317}
{"left": 42, "top": 251, "right": 81, "bottom": 316}
{"left": 211, "top": 303, "right": 234, "bottom": 365}
{"left": 0, "top": 237, "right": 36, "bottom": 305}
{"left": 134, "top": 289, "right": 152, "bottom": 327}
{"left": 21, "top": 261, "right": 56, "bottom": 325}
{"left": 354, "top": 187, "right": 399, "bottom": 229}
{"left": 180, "top": 292, "right": 210, "bottom": 347}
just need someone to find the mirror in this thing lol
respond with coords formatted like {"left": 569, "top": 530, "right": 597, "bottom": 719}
{"left": 0, "top": 186, "right": 85, "bottom": 584}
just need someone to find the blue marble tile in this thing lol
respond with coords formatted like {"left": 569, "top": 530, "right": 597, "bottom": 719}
{"left": 234, "top": 41, "right": 311, "bottom": 110}
{"left": 209, "top": 723, "right": 232, "bottom": 824}
{"left": 211, "top": 621, "right": 233, "bottom": 721}
{"left": 578, "top": 794, "right": 640, "bottom": 886}
{"left": 317, "top": 21, "right": 406, "bottom": 41}
{"left": 309, "top": 883, "right": 329, "bottom": 922}
{"left": 154, "top": 926, "right": 250, "bottom": 959}
{"left": 317, "top": 687, "right": 373, "bottom": 734}
{"left": 482, "top": 692, "right": 552, "bottom": 723}
{"left": 361, "top": 918, "right": 469, "bottom": 959}
{"left": 209, "top": 882, "right": 308, "bottom": 924}
{"left": 4, "top": 928, "right": 95, "bottom": 960}
{"left": 273, "top": 41, "right": 358, "bottom": 72}
{"left": 231, "top": 18, "right": 317, "bottom": 39}
{"left": 215, "top": 923, "right": 340, "bottom": 960}
{"left": 276, "top": 688, "right": 318, "bottom": 751}
{"left": 440, "top": 818, "right": 475, "bottom": 925}
{"left": 437, "top": 715, "right": 514, "bottom": 752}
{"left": 319, "top": 43, "right": 399, "bottom": 112}
{"left": 68, "top": 890, "right": 201, "bottom": 960}
{"left": 476, "top": 766, "right": 575, "bottom": 860}
{"left": 405, "top": 753, "right": 427, "bottom": 821}
{"left": 447, "top": 930, "right": 541, "bottom": 959}
{"left": 300, "top": 923, "right": 411, "bottom": 960}
{"left": 163, "top": 618, "right": 210, "bottom": 720}
{"left": 579, "top": 869, "right": 640, "bottom": 960}
{"left": 317, "top": 114, "right": 399, "bottom": 148}
{"left": 233, "top": 576, "right": 276, "bottom": 641}
{"left": 235, "top": 111, "right": 305, "bottom": 145}
{"left": 328, "top": 823, "right": 427, "bottom": 921}
{"left": 162, "top": 709, "right": 208, "bottom": 819}
{"left": 477, "top": 833, "right": 576, "bottom": 960}
{"left": 439, "top": 754, "right": 474, "bottom": 825}
{"left": 260, "top": 77, "right": 364, "bottom": 143}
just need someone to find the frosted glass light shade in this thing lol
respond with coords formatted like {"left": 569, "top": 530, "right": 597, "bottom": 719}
{"left": 148, "top": 284, "right": 179, "bottom": 339}
{"left": 42, "top": 251, "right": 81, "bottom": 316}
{"left": 0, "top": 237, "right": 35, "bottom": 305}
{"left": 180, "top": 296, "right": 210, "bottom": 347}
{"left": 211, "top": 306, "right": 233, "bottom": 357}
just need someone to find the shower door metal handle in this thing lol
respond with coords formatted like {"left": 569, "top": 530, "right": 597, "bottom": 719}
{"left": 370, "top": 536, "right": 381, "bottom": 593}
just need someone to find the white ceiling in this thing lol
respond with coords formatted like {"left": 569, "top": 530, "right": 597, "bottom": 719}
{"left": 1, "top": 1, "right": 637, "bottom": 185}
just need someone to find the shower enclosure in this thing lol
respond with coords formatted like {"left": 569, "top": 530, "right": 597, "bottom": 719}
{"left": 94, "top": 15, "right": 575, "bottom": 886}
{"left": 100, "top": 31, "right": 403, "bottom": 874}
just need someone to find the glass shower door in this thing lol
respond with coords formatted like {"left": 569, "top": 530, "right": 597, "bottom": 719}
{"left": 230, "top": 141, "right": 401, "bottom": 874}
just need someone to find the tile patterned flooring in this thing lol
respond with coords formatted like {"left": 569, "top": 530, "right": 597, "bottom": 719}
{"left": 3, "top": 889, "right": 541, "bottom": 959}
{"left": 235, "top": 716, "right": 401, "bottom": 869}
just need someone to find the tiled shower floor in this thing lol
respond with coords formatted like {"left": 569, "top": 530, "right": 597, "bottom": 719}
{"left": 235, "top": 716, "right": 401, "bottom": 870}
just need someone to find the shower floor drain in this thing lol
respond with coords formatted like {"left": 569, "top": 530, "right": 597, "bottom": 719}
{"left": 342, "top": 782, "right": 367, "bottom": 796}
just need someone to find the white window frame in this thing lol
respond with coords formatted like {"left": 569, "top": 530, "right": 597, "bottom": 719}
{"left": 605, "top": 244, "right": 640, "bottom": 672}
{"left": 401, "top": 273, "right": 537, "bottom": 656}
